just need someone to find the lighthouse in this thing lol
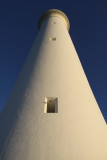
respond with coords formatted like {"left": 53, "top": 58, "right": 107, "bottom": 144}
{"left": 0, "top": 9, "right": 107, "bottom": 160}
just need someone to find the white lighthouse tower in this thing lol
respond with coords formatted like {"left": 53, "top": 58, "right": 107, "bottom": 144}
{"left": 0, "top": 9, "right": 107, "bottom": 160}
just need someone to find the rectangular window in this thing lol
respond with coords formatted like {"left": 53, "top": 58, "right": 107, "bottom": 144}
{"left": 44, "top": 97, "right": 58, "bottom": 113}
{"left": 50, "top": 37, "right": 56, "bottom": 41}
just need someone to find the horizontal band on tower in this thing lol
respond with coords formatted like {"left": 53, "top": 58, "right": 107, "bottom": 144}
{"left": 38, "top": 9, "right": 70, "bottom": 31}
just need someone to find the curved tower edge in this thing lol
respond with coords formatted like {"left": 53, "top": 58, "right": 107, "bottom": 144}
{"left": 38, "top": 9, "right": 70, "bottom": 31}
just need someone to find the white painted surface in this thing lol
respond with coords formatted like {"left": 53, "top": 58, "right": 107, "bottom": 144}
{"left": 0, "top": 10, "right": 107, "bottom": 160}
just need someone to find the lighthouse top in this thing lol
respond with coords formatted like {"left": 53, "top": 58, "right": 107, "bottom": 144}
{"left": 38, "top": 9, "right": 70, "bottom": 31}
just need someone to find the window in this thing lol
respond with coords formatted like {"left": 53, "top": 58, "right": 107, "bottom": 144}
{"left": 44, "top": 97, "right": 58, "bottom": 113}
{"left": 50, "top": 37, "right": 56, "bottom": 41}
{"left": 52, "top": 22, "right": 56, "bottom": 24}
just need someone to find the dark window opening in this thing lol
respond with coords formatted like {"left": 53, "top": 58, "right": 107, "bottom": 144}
{"left": 44, "top": 97, "right": 58, "bottom": 113}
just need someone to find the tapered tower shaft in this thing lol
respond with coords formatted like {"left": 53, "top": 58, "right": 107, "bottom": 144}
{"left": 0, "top": 9, "right": 107, "bottom": 160}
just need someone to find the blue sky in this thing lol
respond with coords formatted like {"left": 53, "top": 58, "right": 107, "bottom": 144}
{"left": 0, "top": 0, "right": 107, "bottom": 122}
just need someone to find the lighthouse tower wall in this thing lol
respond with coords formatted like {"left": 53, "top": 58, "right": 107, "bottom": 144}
{"left": 0, "top": 10, "right": 107, "bottom": 160}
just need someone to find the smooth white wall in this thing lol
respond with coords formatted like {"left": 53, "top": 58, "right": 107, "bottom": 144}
{"left": 0, "top": 14, "right": 107, "bottom": 160}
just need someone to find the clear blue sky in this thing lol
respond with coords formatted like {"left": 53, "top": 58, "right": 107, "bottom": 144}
{"left": 0, "top": 0, "right": 107, "bottom": 122}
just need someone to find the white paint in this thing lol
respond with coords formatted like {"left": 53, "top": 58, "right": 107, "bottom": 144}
{"left": 0, "top": 9, "right": 107, "bottom": 160}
